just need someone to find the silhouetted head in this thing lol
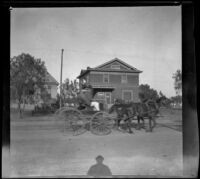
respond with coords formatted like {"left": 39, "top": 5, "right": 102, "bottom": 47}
{"left": 96, "top": 155, "right": 104, "bottom": 164}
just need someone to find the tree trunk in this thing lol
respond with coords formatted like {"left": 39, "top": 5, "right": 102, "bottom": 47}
{"left": 18, "top": 101, "right": 22, "bottom": 119}
{"left": 22, "top": 97, "right": 26, "bottom": 113}
{"left": 18, "top": 99, "right": 23, "bottom": 119}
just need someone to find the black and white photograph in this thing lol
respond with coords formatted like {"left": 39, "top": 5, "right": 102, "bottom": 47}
{"left": 5, "top": 4, "right": 196, "bottom": 177}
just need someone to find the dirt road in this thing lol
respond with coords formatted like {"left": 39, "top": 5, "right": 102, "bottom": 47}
{"left": 10, "top": 108, "right": 183, "bottom": 177}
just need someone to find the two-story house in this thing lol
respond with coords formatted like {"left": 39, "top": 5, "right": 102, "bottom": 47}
{"left": 77, "top": 58, "right": 142, "bottom": 108}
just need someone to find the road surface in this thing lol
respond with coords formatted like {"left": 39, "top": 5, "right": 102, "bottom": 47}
{"left": 9, "top": 108, "right": 183, "bottom": 177}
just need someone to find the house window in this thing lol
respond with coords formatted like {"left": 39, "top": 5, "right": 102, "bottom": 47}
{"left": 103, "top": 74, "right": 109, "bottom": 83}
{"left": 105, "top": 92, "right": 111, "bottom": 104}
{"left": 93, "top": 92, "right": 105, "bottom": 102}
{"left": 98, "top": 92, "right": 104, "bottom": 96}
{"left": 97, "top": 92, "right": 104, "bottom": 100}
{"left": 47, "top": 86, "right": 51, "bottom": 94}
{"left": 86, "top": 75, "right": 89, "bottom": 82}
{"left": 122, "top": 90, "right": 133, "bottom": 102}
{"left": 121, "top": 74, "right": 127, "bottom": 83}
{"left": 111, "top": 64, "right": 120, "bottom": 69}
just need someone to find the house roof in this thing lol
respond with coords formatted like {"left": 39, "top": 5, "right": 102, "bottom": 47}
{"left": 77, "top": 58, "right": 142, "bottom": 79}
{"left": 45, "top": 71, "right": 59, "bottom": 85}
{"left": 94, "top": 58, "right": 141, "bottom": 71}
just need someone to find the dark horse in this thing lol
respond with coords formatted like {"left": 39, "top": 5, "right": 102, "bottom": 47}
{"left": 108, "top": 96, "right": 167, "bottom": 133}
{"left": 132, "top": 96, "right": 167, "bottom": 132}
{"left": 108, "top": 102, "right": 135, "bottom": 133}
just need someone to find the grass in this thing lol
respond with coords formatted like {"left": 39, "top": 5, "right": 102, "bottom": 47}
{"left": 10, "top": 107, "right": 55, "bottom": 121}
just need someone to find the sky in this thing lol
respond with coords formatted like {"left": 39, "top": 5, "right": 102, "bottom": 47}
{"left": 11, "top": 6, "right": 181, "bottom": 98}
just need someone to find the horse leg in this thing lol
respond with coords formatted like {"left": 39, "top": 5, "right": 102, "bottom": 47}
{"left": 117, "top": 119, "right": 120, "bottom": 129}
{"left": 127, "top": 118, "right": 134, "bottom": 134}
{"left": 137, "top": 116, "right": 145, "bottom": 130}
{"left": 136, "top": 116, "right": 141, "bottom": 130}
{"left": 117, "top": 116, "right": 122, "bottom": 130}
{"left": 146, "top": 116, "right": 153, "bottom": 132}
{"left": 114, "top": 114, "right": 119, "bottom": 128}
{"left": 124, "top": 114, "right": 133, "bottom": 134}
{"left": 141, "top": 117, "right": 145, "bottom": 129}
{"left": 151, "top": 117, "right": 157, "bottom": 129}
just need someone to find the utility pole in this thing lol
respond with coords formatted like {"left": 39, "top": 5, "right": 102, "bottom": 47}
{"left": 60, "top": 49, "right": 64, "bottom": 109}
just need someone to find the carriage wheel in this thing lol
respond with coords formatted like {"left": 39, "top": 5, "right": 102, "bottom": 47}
{"left": 62, "top": 109, "right": 87, "bottom": 136}
{"left": 90, "top": 112, "right": 115, "bottom": 135}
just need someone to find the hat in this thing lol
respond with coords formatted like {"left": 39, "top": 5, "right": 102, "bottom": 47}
{"left": 96, "top": 155, "right": 104, "bottom": 160}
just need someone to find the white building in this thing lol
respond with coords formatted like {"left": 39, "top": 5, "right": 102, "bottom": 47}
{"left": 44, "top": 71, "right": 59, "bottom": 99}
{"left": 34, "top": 71, "right": 59, "bottom": 104}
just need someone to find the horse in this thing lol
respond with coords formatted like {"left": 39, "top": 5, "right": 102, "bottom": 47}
{"left": 108, "top": 102, "right": 135, "bottom": 133}
{"left": 108, "top": 96, "right": 167, "bottom": 132}
{"left": 129, "top": 96, "right": 167, "bottom": 132}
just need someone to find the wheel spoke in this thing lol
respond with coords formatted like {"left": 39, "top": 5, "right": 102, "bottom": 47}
{"left": 61, "top": 110, "right": 86, "bottom": 135}
{"left": 90, "top": 112, "right": 114, "bottom": 135}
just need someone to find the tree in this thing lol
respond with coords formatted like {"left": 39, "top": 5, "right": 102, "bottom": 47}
{"left": 159, "top": 91, "right": 165, "bottom": 98}
{"left": 170, "top": 95, "right": 182, "bottom": 104}
{"left": 172, "top": 69, "right": 182, "bottom": 96}
{"left": 62, "top": 78, "right": 79, "bottom": 105}
{"left": 169, "top": 95, "right": 182, "bottom": 108}
{"left": 138, "top": 84, "right": 159, "bottom": 102}
{"left": 10, "top": 53, "right": 47, "bottom": 118}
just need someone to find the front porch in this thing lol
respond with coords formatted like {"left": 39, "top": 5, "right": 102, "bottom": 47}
{"left": 92, "top": 85, "right": 115, "bottom": 110}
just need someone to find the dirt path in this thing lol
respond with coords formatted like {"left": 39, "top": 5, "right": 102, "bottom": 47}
{"left": 10, "top": 112, "right": 183, "bottom": 177}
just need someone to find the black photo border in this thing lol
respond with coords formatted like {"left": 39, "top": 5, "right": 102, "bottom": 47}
{"left": 2, "top": 0, "right": 199, "bottom": 178}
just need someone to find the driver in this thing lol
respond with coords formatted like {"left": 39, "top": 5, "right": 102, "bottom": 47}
{"left": 77, "top": 82, "right": 93, "bottom": 110}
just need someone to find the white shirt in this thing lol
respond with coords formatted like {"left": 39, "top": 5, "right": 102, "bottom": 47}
{"left": 91, "top": 101, "right": 100, "bottom": 111}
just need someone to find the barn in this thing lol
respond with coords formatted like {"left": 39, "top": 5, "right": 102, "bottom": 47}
{"left": 77, "top": 58, "right": 142, "bottom": 109}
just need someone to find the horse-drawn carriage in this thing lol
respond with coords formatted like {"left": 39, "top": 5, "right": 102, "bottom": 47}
{"left": 55, "top": 85, "right": 166, "bottom": 136}
{"left": 55, "top": 86, "right": 116, "bottom": 136}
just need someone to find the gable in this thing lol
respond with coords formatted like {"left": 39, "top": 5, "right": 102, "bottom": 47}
{"left": 94, "top": 58, "right": 141, "bottom": 72}
{"left": 100, "top": 61, "right": 130, "bottom": 70}
{"left": 45, "top": 72, "right": 59, "bottom": 85}
{"left": 77, "top": 58, "right": 142, "bottom": 79}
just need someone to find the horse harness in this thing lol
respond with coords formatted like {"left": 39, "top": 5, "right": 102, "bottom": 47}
{"left": 115, "top": 100, "right": 159, "bottom": 121}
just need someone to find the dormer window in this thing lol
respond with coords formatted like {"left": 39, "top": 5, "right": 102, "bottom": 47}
{"left": 111, "top": 64, "right": 120, "bottom": 69}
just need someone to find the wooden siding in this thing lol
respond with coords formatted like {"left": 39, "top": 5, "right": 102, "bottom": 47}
{"left": 122, "top": 90, "right": 133, "bottom": 101}
{"left": 100, "top": 62, "right": 130, "bottom": 71}
{"left": 89, "top": 73, "right": 103, "bottom": 83}
{"left": 80, "top": 71, "right": 140, "bottom": 104}
{"left": 92, "top": 86, "right": 140, "bottom": 103}
{"left": 89, "top": 72, "right": 139, "bottom": 86}
{"left": 127, "top": 75, "right": 139, "bottom": 85}
{"left": 109, "top": 74, "right": 121, "bottom": 84}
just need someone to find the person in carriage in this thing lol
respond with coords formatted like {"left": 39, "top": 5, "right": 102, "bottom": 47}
{"left": 76, "top": 80, "right": 96, "bottom": 111}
